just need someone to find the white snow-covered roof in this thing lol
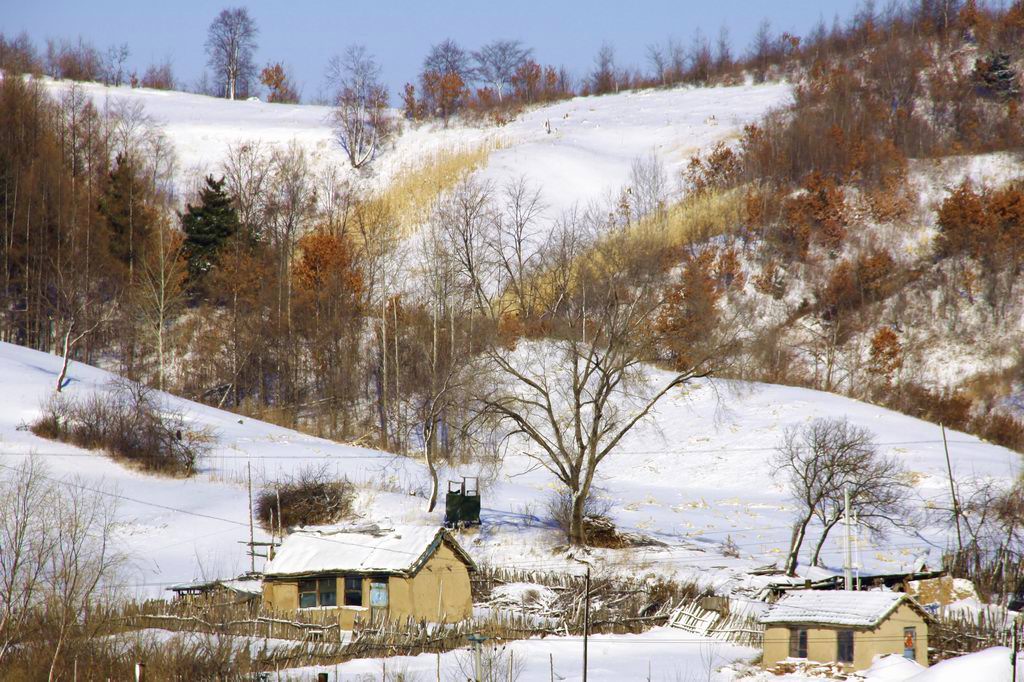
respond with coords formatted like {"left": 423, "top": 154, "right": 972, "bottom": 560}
{"left": 760, "top": 590, "right": 919, "bottom": 628}
{"left": 263, "top": 524, "right": 474, "bottom": 578}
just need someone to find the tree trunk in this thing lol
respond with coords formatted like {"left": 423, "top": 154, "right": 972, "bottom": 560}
{"left": 56, "top": 326, "right": 73, "bottom": 393}
{"left": 569, "top": 488, "right": 588, "bottom": 546}
{"left": 810, "top": 517, "right": 843, "bottom": 568}
{"left": 785, "top": 515, "right": 813, "bottom": 576}
{"left": 424, "top": 421, "right": 439, "bottom": 513}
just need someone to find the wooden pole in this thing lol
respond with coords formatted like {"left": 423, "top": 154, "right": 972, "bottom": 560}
{"left": 1013, "top": 621, "right": 1019, "bottom": 682}
{"left": 583, "top": 566, "right": 590, "bottom": 682}
{"left": 942, "top": 424, "right": 963, "bottom": 553}
{"left": 508, "top": 650, "right": 514, "bottom": 682}
{"left": 550, "top": 653, "right": 554, "bottom": 682}
{"left": 248, "top": 461, "right": 255, "bottom": 573}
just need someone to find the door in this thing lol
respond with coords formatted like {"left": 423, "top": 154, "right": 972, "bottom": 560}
{"left": 369, "top": 579, "right": 389, "bottom": 623}
{"left": 903, "top": 627, "right": 916, "bottom": 660}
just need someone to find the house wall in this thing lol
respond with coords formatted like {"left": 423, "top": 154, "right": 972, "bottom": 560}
{"left": 261, "top": 540, "right": 473, "bottom": 626}
{"left": 390, "top": 540, "right": 473, "bottom": 623}
{"left": 762, "top": 604, "right": 928, "bottom": 671}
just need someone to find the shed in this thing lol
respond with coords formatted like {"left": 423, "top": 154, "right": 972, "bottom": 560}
{"left": 168, "top": 576, "right": 263, "bottom": 603}
{"left": 760, "top": 590, "right": 931, "bottom": 671}
{"left": 261, "top": 523, "right": 476, "bottom": 628}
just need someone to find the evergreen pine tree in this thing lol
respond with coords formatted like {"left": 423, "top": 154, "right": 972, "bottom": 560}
{"left": 976, "top": 52, "right": 1021, "bottom": 99}
{"left": 181, "top": 175, "right": 239, "bottom": 282}
{"left": 98, "top": 153, "right": 154, "bottom": 277}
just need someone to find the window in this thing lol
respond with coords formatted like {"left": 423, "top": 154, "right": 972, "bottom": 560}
{"left": 789, "top": 627, "right": 808, "bottom": 658}
{"left": 298, "top": 577, "right": 337, "bottom": 608}
{"left": 318, "top": 578, "right": 336, "bottom": 607}
{"left": 344, "top": 575, "right": 363, "bottom": 606}
{"left": 298, "top": 579, "right": 318, "bottom": 609}
{"left": 837, "top": 629, "right": 854, "bottom": 663}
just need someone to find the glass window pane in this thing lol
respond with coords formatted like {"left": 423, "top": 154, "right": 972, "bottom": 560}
{"left": 299, "top": 592, "right": 317, "bottom": 608}
{"left": 298, "top": 579, "right": 316, "bottom": 592}
{"left": 788, "top": 628, "right": 808, "bottom": 658}
{"left": 318, "top": 578, "right": 337, "bottom": 607}
{"left": 344, "top": 576, "right": 362, "bottom": 606}
{"left": 838, "top": 630, "right": 854, "bottom": 663}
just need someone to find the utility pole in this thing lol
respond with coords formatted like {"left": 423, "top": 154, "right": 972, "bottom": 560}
{"left": 1013, "top": 620, "right": 1019, "bottom": 682}
{"left": 942, "top": 424, "right": 963, "bottom": 553}
{"left": 583, "top": 565, "right": 591, "bottom": 682}
{"left": 468, "top": 633, "right": 486, "bottom": 682}
{"left": 844, "top": 484, "right": 852, "bottom": 591}
{"left": 247, "top": 461, "right": 255, "bottom": 573}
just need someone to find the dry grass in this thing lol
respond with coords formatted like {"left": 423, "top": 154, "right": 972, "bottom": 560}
{"left": 374, "top": 138, "right": 505, "bottom": 236}
{"left": 632, "top": 185, "right": 746, "bottom": 249}
{"left": 504, "top": 186, "right": 745, "bottom": 315}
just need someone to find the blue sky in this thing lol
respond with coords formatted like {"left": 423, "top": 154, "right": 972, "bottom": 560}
{"left": 3, "top": 0, "right": 864, "bottom": 100}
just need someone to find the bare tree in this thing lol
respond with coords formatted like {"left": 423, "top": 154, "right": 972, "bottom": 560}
{"left": 748, "top": 19, "right": 775, "bottom": 83}
{"left": 590, "top": 42, "right": 617, "bottom": 94}
{"left": 773, "top": 418, "right": 909, "bottom": 575}
{"left": 0, "top": 458, "right": 56, "bottom": 663}
{"left": 422, "top": 38, "right": 473, "bottom": 82}
{"left": 134, "top": 215, "right": 188, "bottom": 391}
{"left": 0, "top": 459, "right": 123, "bottom": 677}
{"left": 328, "top": 45, "right": 391, "bottom": 169}
{"left": 628, "top": 152, "right": 668, "bottom": 225}
{"left": 102, "top": 43, "right": 129, "bottom": 86}
{"left": 221, "top": 140, "right": 272, "bottom": 241}
{"left": 646, "top": 43, "right": 668, "bottom": 86}
{"left": 473, "top": 39, "right": 532, "bottom": 101}
{"left": 715, "top": 26, "right": 733, "bottom": 72}
{"left": 205, "top": 6, "right": 259, "bottom": 100}
{"left": 438, "top": 179, "right": 719, "bottom": 545}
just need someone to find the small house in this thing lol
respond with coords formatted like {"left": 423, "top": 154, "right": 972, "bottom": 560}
{"left": 261, "top": 524, "right": 476, "bottom": 628}
{"left": 760, "top": 590, "right": 931, "bottom": 671}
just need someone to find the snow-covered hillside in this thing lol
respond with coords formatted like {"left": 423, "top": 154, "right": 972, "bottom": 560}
{"left": 1, "top": 341, "right": 1017, "bottom": 599}
{"left": 39, "top": 78, "right": 790, "bottom": 218}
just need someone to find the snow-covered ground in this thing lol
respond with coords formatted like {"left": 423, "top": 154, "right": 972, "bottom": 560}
{"left": 277, "top": 638, "right": 1014, "bottom": 681}
{"left": 474, "top": 82, "right": 791, "bottom": 219}
{"left": 38, "top": 77, "right": 790, "bottom": 222}
{"left": 0, "top": 340, "right": 1018, "bottom": 598}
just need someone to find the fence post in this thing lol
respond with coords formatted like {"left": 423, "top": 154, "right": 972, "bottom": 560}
{"left": 134, "top": 662, "right": 145, "bottom": 682}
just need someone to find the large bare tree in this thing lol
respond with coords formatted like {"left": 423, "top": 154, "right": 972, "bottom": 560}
{"left": 773, "top": 418, "right": 909, "bottom": 576}
{"left": 437, "top": 178, "right": 721, "bottom": 544}
{"left": 205, "top": 7, "right": 259, "bottom": 100}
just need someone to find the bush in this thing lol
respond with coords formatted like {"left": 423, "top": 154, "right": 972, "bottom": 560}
{"left": 255, "top": 464, "right": 354, "bottom": 531}
{"left": 30, "top": 381, "right": 213, "bottom": 476}
{"left": 545, "top": 488, "right": 620, "bottom": 546}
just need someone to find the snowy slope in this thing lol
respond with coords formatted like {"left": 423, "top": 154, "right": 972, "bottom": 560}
{"left": 37, "top": 77, "right": 491, "bottom": 198}
{"left": 1, "top": 341, "right": 1018, "bottom": 599}
{"left": 38, "top": 78, "right": 790, "bottom": 218}
{"left": 0, "top": 341, "right": 419, "bottom": 595}
{"left": 475, "top": 82, "right": 791, "bottom": 218}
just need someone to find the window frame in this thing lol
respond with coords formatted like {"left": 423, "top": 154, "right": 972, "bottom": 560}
{"left": 344, "top": 575, "right": 363, "bottom": 607}
{"left": 317, "top": 577, "right": 337, "bottom": 607}
{"left": 837, "top": 628, "right": 854, "bottom": 663}
{"left": 789, "top": 627, "right": 808, "bottom": 658}
{"left": 298, "top": 578, "right": 319, "bottom": 609}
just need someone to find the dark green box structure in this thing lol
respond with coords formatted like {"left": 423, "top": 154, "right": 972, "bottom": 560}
{"left": 444, "top": 477, "right": 480, "bottom": 527}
